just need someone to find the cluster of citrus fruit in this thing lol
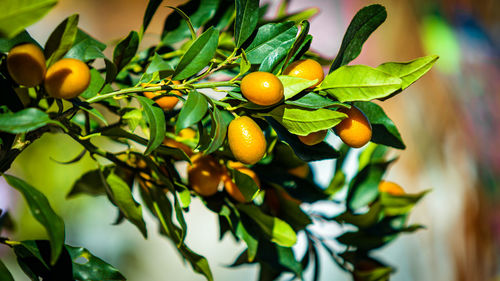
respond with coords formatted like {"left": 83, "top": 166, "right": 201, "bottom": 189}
{"left": 6, "top": 43, "right": 91, "bottom": 99}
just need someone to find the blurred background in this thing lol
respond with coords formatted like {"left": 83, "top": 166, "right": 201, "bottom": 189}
{"left": 1, "top": 0, "right": 499, "bottom": 280}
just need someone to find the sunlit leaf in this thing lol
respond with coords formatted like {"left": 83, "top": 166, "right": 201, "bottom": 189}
{"left": 0, "top": 0, "right": 57, "bottom": 39}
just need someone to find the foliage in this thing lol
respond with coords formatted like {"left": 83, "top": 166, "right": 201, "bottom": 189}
{"left": 0, "top": 0, "right": 437, "bottom": 280}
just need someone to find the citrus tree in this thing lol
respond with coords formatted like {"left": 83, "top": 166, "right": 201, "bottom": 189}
{"left": 0, "top": 0, "right": 438, "bottom": 280}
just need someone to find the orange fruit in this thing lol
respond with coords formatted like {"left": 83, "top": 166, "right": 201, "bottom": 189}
{"left": 334, "top": 105, "right": 372, "bottom": 148}
{"left": 283, "top": 59, "right": 324, "bottom": 88}
{"left": 378, "top": 180, "right": 405, "bottom": 196}
{"left": 297, "top": 130, "right": 327, "bottom": 146}
{"left": 143, "top": 80, "right": 181, "bottom": 110}
{"left": 240, "top": 72, "right": 284, "bottom": 106}
{"left": 187, "top": 154, "right": 223, "bottom": 196}
{"left": 44, "top": 58, "right": 90, "bottom": 99}
{"left": 223, "top": 161, "right": 260, "bottom": 203}
{"left": 288, "top": 164, "right": 310, "bottom": 178}
{"left": 228, "top": 116, "right": 267, "bottom": 165}
{"left": 7, "top": 43, "right": 46, "bottom": 87}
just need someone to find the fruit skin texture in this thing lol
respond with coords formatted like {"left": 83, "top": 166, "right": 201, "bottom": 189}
{"left": 240, "top": 71, "right": 284, "bottom": 106}
{"left": 378, "top": 180, "right": 405, "bottom": 196}
{"left": 7, "top": 43, "right": 46, "bottom": 87}
{"left": 283, "top": 59, "right": 324, "bottom": 88}
{"left": 297, "top": 130, "right": 327, "bottom": 146}
{"left": 187, "top": 154, "right": 223, "bottom": 196}
{"left": 223, "top": 161, "right": 260, "bottom": 203}
{"left": 44, "top": 58, "right": 90, "bottom": 99}
{"left": 143, "top": 80, "right": 181, "bottom": 110}
{"left": 228, "top": 116, "right": 267, "bottom": 165}
{"left": 334, "top": 105, "right": 372, "bottom": 148}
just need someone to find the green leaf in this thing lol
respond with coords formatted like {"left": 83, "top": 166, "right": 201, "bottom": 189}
{"left": 268, "top": 105, "right": 346, "bottom": 136}
{"left": 353, "top": 101, "right": 404, "bottom": 149}
{"left": 140, "top": 0, "right": 163, "bottom": 39}
{"left": 238, "top": 204, "right": 297, "bottom": 247}
{"left": 44, "top": 14, "right": 80, "bottom": 66}
{"left": 162, "top": 0, "right": 220, "bottom": 45}
{"left": 285, "top": 92, "right": 344, "bottom": 109}
{"left": 320, "top": 65, "right": 402, "bottom": 102}
{"left": 234, "top": 0, "right": 259, "bottom": 47}
{"left": 325, "top": 170, "right": 346, "bottom": 196}
{"left": 266, "top": 117, "right": 340, "bottom": 162}
{"left": 377, "top": 55, "right": 439, "bottom": 90}
{"left": 230, "top": 168, "right": 260, "bottom": 201}
{"left": 173, "top": 27, "right": 219, "bottom": 80}
{"left": 104, "top": 58, "right": 118, "bottom": 83}
{"left": 0, "top": 259, "right": 14, "bottom": 281}
{"left": 67, "top": 169, "right": 107, "bottom": 198}
{"left": 146, "top": 53, "right": 174, "bottom": 74}
{"left": 0, "top": 0, "right": 57, "bottom": 39}
{"left": 239, "top": 49, "right": 251, "bottom": 76}
{"left": 167, "top": 6, "right": 197, "bottom": 40}
{"left": 280, "top": 20, "right": 310, "bottom": 71}
{"left": 347, "top": 160, "right": 393, "bottom": 211}
{"left": 175, "top": 90, "right": 208, "bottom": 133}
{"left": 4, "top": 175, "right": 65, "bottom": 265}
{"left": 258, "top": 27, "right": 297, "bottom": 73}
{"left": 278, "top": 75, "right": 317, "bottom": 100}
{"left": 121, "top": 107, "right": 143, "bottom": 132}
{"left": 0, "top": 30, "right": 39, "bottom": 52}
{"left": 329, "top": 4, "right": 387, "bottom": 72}
{"left": 136, "top": 95, "right": 167, "bottom": 155}
{"left": 66, "top": 245, "right": 126, "bottom": 280}
{"left": 335, "top": 202, "right": 382, "bottom": 229}
{"left": 245, "top": 22, "right": 297, "bottom": 64}
{"left": 113, "top": 31, "right": 139, "bottom": 72}
{"left": 0, "top": 108, "right": 64, "bottom": 134}
{"left": 65, "top": 29, "right": 106, "bottom": 62}
{"left": 179, "top": 245, "right": 214, "bottom": 281}
{"left": 80, "top": 68, "right": 105, "bottom": 99}
{"left": 273, "top": 187, "right": 312, "bottom": 231}
{"left": 380, "top": 190, "right": 429, "bottom": 216}
{"left": 235, "top": 222, "right": 258, "bottom": 261}
{"left": 106, "top": 171, "right": 147, "bottom": 238}
{"left": 204, "top": 98, "right": 227, "bottom": 154}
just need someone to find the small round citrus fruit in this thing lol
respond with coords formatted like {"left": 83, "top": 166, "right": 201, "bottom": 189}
{"left": 7, "top": 43, "right": 46, "bottom": 87}
{"left": 378, "top": 180, "right": 405, "bottom": 196}
{"left": 187, "top": 154, "right": 223, "bottom": 196}
{"left": 240, "top": 72, "right": 284, "bottom": 106}
{"left": 44, "top": 58, "right": 90, "bottom": 99}
{"left": 297, "top": 130, "right": 327, "bottom": 146}
{"left": 288, "top": 164, "right": 310, "bottom": 178}
{"left": 223, "top": 161, "right": 260, "bottom": 203}
{"left": 283, "top": 59, "right": 324, "bottom": 88}
{"left": 144, "top": 80, "right": 181, "bottom": 110}
{"left": 334, "top": 105, "right": 372, "bottom": 148}
{"left": 228, "top": 116, "right": 267, "bottom": 165}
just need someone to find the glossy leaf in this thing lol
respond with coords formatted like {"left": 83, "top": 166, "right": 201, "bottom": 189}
{"left": 140, "top": 0, "right": 163, "bottom": 39}
{"left": 329, "top": 4, "right": 387, "bottom": 72}
{"left": 377, "top": 55, "right": 439, "bottom": 90}
{"left": 65, "top": 29, "right": 106, "bottom": 62}
{"left": 380, "top": 190, "right": 429, "bottom": 216}
{"left": 4, "top": 174, "right": 65, "bottom": 265}
{"left": 173, "top": 27, "right": 219, "bottom": 80}
{"left": 238, "top": 204, "right": 297, "bottom": 247}
{"left": 234, "top": 0, "right": 259, "bottom": 47}
{"left": 106, "top": 171, "right": 147, "bottom": 238}
{"left": 280, "top": 20, "right": 310, "bottom": 71}
{"left": 278, "top": 75, "right": 317, "bottom": 100}
{"left": 175, "top": 90, "right": 208, "bottom": 133}
{"left": 266, "top": 117, "right": 340, "bottom": 161}
{"left": 347, "top": 160, "right": 393, "bottom": 211}
{"left": 258, "top": 29, "right": 297, "bottom": 73}
{"left": 230, "top": 168, "right": 260, "bottom": 201}
{"left": 167, "top": 6, "right": 197, "bottom": 40}
{"left": 44, "top": 14, "right": 79, "bottom": 66}
{"left": 267, "top": 105, "right": 346, "bottom": 136}
{"left": 67, "top": 245, "right": 126, "bottom": 280}
{"left": 146, "top": 53, "right": 174, "bottom": 74}
{"left": 353, "top": 101, "right": 405, "bottom": 149}
{"left": 0, "top": 260, "right": 14, "bottom": 281}
{"left": 67, "top": 169, "right": 107, "bottom": 198}
{"left": 245, "top": 22, "right": 297, "bottom": 64}
{"left": 80, "top": 69, "right": 105, "bottom": 99}
{"left": 136, "top": 95, "right": 166, "bottom": 155}
{"left": 113, "top": 31, "right": 139, "bottom": 72}
{"left": 0, "top": 0, "right": 57, "bottom": 39}
{"left": 204, "top": 98, "right": 227, "bottom": 154}
{"left": 285, "top": 92, "right": 344, "bottom": 109}
{"left": 320, "top": 65, "right": 402, "bottom": 102}
{"left": 162, "top": 0, "right": 220, "bottom": 45}
{"left": 0, "top": 108, "right": 64, "bottom": 134}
